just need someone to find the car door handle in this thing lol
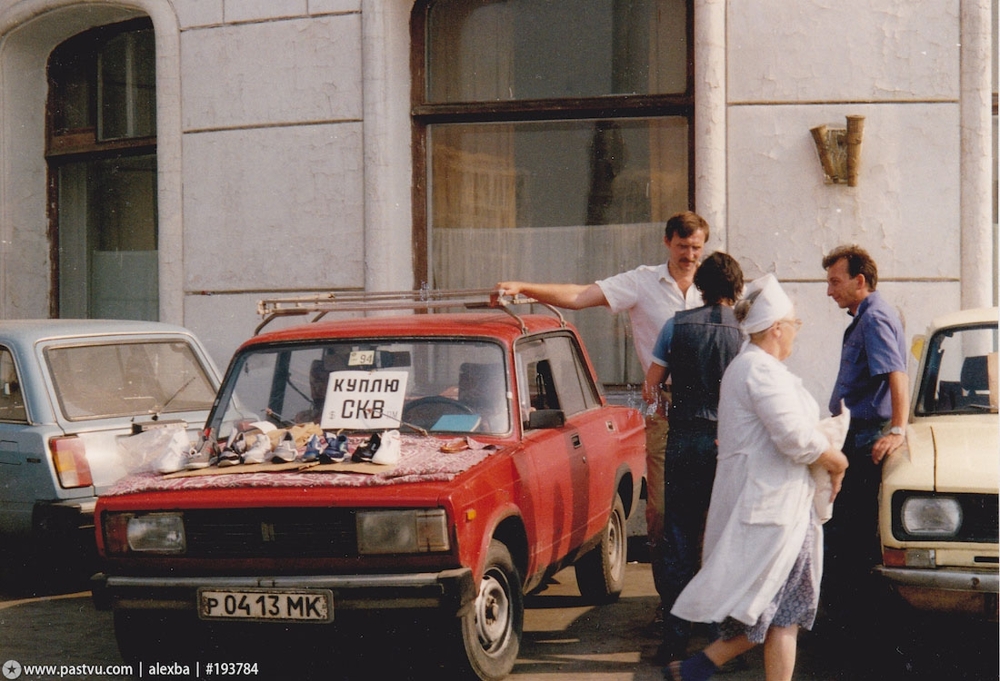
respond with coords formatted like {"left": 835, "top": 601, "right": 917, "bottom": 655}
{"left": 571, "top": 433, "right": 582, "bottom": 449}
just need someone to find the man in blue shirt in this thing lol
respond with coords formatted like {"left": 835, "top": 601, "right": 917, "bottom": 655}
{"left": 822, "top": 244, "right": 908, "bottom": 640}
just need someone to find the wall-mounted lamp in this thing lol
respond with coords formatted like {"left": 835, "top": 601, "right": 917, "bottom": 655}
{"left": 810, "top": 115, "right": 865, "bottom": 187}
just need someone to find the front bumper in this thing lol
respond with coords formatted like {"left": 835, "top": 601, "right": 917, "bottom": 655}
{"left": 92, "top": 569, "right": 476, "bottom": 618}
{"left": 875, "top": 566, "right": 999, "bottom": 619}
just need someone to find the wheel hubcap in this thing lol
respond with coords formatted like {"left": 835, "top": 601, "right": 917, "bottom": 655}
{"left": 476, "top": 568, "right": 511, "bottom": 652}
{"left": 609, "top": 509, "right": 624, "bottom": 580}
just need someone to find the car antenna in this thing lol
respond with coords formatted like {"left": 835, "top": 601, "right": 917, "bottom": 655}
{"left": 149, "top": 376, "right": 198, "bottom": 421}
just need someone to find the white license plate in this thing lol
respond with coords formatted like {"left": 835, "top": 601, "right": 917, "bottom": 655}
{"left": 198, "top": 588, "right": 333, "bottom": 623}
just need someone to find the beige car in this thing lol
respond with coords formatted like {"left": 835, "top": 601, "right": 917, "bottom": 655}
{"left": 876, "top": 306, "right": 998, "bottom": 620}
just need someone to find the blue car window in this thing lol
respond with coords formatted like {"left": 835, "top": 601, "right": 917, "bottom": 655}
{"left": 0, "top": 347, "right": 27, "bottom": 423}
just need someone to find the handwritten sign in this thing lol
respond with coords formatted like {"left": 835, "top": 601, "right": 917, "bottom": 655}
{"left": 320, "top": 370, "right": 408, "bottom": 430}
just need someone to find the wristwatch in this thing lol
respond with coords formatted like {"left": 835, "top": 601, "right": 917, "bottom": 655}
{"left": 888, "top": 426, "right": 904, "bottom": 436}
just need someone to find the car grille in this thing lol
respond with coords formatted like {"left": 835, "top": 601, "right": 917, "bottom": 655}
{"left": 182, "top": 508, "right": 357, "bottom": 558}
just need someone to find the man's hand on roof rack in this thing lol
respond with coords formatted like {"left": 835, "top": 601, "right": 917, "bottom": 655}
{"left": 254, "top": 288, "right": 557, "bottom": 334}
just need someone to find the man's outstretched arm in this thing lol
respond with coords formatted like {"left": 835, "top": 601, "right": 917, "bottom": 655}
{"left": 497, "top": 281, "right": 609, "bottom": 310}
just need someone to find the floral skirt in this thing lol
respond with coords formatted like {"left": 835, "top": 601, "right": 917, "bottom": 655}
{"left": 718, "top": 517, "right": 819, "bottom": 645}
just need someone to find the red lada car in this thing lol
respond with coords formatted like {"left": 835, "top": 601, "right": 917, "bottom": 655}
{"left": 92, "top": 290, "right": 646, "bottom": 680}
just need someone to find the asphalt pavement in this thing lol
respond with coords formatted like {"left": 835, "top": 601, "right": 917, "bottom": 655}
{"left": 0, "top": 552, "right": 995, "bottom": 681}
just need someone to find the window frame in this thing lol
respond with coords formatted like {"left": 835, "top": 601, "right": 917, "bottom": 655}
{"left": 410, "top": 0, "right": 695, "bottom": 287}
{"left": 44, "top": 17, "right": 157, "bottom": 319}
{"left": 515, "top": 332, "right": 602, "bottom": 423}
{"left": 0, "top": 346, "right": 28, "bottom": 424}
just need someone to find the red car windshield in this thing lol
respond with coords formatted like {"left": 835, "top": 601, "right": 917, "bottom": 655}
{"left": 212, "top": 339, "right": 511, "bottom": 438}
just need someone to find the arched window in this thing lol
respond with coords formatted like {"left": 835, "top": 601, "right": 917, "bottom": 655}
{"left": 46, "top": 18, "right": 157, "bottom": 320}
{"left": 413, "top": 0, "right": 693, "bottom": 385}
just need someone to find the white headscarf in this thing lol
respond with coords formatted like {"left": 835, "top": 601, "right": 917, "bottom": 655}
{"left": 740, "top": 273, "right": 793, "bottom": 334}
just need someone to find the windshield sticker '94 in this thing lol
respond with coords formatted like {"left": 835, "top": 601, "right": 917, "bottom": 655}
{"left": 320, "top": 370, "right": 409, "bottom": 430}
{"left": 348, "top": 350, "right": 375, "bottom": 366}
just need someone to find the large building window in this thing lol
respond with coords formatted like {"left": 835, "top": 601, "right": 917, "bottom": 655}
{"left": 46, "top": 19, "right": 158, "bottom": 320}
{"left": 413, "top": 0, "right": 693, "bottom": 385}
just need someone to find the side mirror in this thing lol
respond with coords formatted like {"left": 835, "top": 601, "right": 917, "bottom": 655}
{"left": 526, "top": 409, "right": 565, "bottom": 430}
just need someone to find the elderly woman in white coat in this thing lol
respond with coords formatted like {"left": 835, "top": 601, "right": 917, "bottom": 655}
{"left": 665, "top": 274, "right": 849, "bottom": 681}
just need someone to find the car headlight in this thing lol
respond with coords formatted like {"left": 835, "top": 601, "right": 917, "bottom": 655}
{"left": 900, "top": 496, "right": 962, "bottom": 537}
{"left": 357, "top": 509, "right": 450, "bottom": 554}
{"left": 125, "top": 513, "right": 187, "bottom": 553}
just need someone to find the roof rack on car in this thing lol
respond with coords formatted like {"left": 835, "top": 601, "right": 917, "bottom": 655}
{"left": 254, "top": 288, "right": 565, "bottom": 335}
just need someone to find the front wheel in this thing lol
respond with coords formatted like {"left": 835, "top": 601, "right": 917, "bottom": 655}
{"left": 449, "top": 539, "right": 524, "bottom": 680}
{"left": 574, "top": 494, "right": 627, "bottom": 603}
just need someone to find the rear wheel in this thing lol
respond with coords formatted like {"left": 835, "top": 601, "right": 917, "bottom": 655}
{"left": 575, "top": 494, "right": 627, "bottom": 603}
{"left": 449, "top": 539, "right": 523, "bottom": 680}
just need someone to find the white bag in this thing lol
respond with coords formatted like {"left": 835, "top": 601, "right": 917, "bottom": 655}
{"left": 810, "top": 404, "right": 850, "bottom": 523}
{"left": 119, "top": 424, "right": 192, "bottom": 475}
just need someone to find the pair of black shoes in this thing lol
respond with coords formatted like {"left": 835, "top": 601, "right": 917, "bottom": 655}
{"left": 351, "top": 432, "right": 381, "bottom": 463}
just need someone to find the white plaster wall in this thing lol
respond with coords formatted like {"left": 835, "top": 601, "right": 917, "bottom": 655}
{"left": 360, "top": 0, "right": 415, "bottom": 296}
{"left": 224, "top": 1, "right": 307, "bottom": 23}
{"left": 178, "top": 12, "right": 366, "bottom": 293}
{"left": 728, "top": 102, "right": 961, "bottom": 281}
{"left": 183, "top": 123, "right": 364, "bottom": 291}
{"left": 723, "top": 0, "right": 984, "bottom": 414}
{"left": 1, "top": 0, "right": 989, "bottom": 380}
{"left": 177, "top": 1, "right": 415, "bottom": 369}
{"left": 313, "top": 0, "right": 362, "bottom": 14}
{"left": 177, "top": 8, "right": 376, "bottom": 367}
{"left": 184, "top": 290, "right": 364, "bottom": 370}
{"left": 728, "top": 0, "right": 960, "bottom": 102}
{"left": 172, "top": 0, "right": 223, "bottom": 29}
{"left": 0, "top": 23, "right": 54, "bottom": 316}
{"left": 180, "top": 15, "right": 362, "bottom": 129}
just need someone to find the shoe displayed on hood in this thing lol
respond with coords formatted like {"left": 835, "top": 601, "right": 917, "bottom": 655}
{"left": 241, "top": 433, "right": 271, "bottom": 464}
{"left": 372, "top": 430, "right": 401, "bottom": 465}
{"left": 271, "top": 431, "right": 299, "bottom": 463}
{"left": 217, "top": 431, "right": 247, "bottom": 467}
{"left": 352, "top": 432, "right": 382, "bottom": 463}
{"left": 318, "top": 433, "right": 350, "bottom": 463}
{"left": 184, "top": 433, "right": 218, "bottom": 469}
{"left": 301, "top": 434, "right": 326, "bottom": 463}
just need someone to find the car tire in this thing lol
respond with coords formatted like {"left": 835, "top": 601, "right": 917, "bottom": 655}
{"left": 449, "top": 539, "right": 523, "bottom": 681}
{"left": 574, "top": 493, "right": 627, "bottom": 604}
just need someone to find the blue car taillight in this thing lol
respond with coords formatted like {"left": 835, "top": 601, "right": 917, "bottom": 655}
{"left": 49, "top": 435, "right": 94, "bottom": 488}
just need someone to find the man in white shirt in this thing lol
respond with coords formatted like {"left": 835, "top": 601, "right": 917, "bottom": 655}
{"left": 499, "top": 210, "right": 707, "bottom": 617}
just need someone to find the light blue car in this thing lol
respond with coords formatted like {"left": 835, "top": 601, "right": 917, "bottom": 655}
{"left": 0, "top": 320, "right": 221, "bottom": 554}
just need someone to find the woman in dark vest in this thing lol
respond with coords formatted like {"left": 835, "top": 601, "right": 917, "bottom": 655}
{"left": 643, "top": 251, "right": 745, "bottom": 665}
